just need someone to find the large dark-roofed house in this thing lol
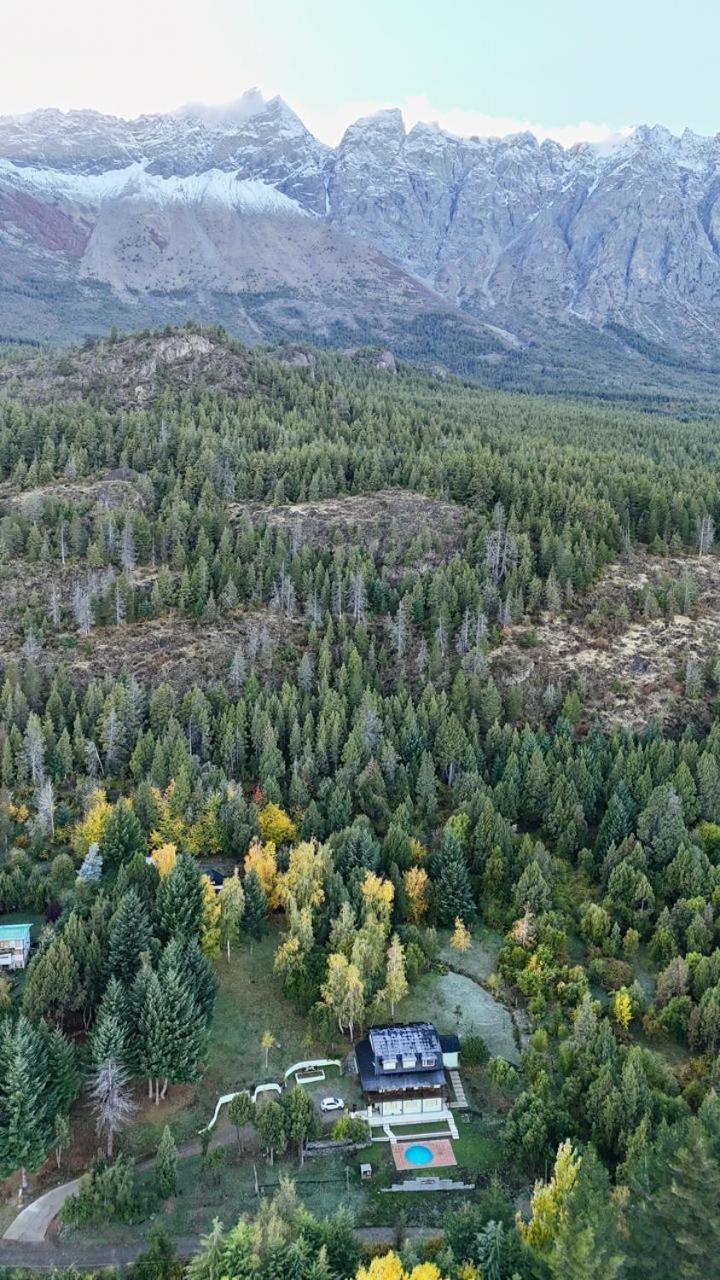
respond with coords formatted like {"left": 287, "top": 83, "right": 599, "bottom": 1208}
{"left": 355, "top": 1022, "right": 450, "bottom": 1120}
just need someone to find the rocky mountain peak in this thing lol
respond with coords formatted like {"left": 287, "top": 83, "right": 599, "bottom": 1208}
{"left": 1, "top": 93, "right": 720, "bottom": 377}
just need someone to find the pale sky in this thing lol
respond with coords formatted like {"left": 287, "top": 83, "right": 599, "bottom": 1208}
{"left": 3, "top": 0, "right": 719, "bottom": 145}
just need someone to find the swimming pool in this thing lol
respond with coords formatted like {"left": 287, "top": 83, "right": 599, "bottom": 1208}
{"left": 404, "top": 1143, "right": 434, "bottom": 1166}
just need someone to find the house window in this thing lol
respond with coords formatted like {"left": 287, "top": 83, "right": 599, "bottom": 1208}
{"left": 382, "top": 1057, "right": 397, "bottom": 1071}
{"left": 401, "top": 1054, "right": 416, "bottom": 1070}
{"left": 421, "top": 1054, "right": 436, "bottom": 1068}
{"left": 422, "top": 1096, "right": 442, "bottom": 1112}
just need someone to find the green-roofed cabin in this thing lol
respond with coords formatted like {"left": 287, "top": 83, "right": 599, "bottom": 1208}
{"left": 0, "top": 923, "right": 32, "bottom": 970}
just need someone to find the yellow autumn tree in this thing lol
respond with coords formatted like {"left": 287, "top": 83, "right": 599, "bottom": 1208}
{"left": 613, "top": 988, "right": 633, "bottom": 1031}
{"left": 321, "top": 953, "right": 365, "bottom": 1039}
{"left": 518, "top": 1140, "right": 581, "bottom": 1250}
{"left": 72, "top": 789, "right": 113, "bottom": 857}
{"left": 275, "top": 896, "right": 314, "bottom": 979}
{"left": 258, "top": 802, "right": 298, "bottom": 847}
{"left": 151, "top": 843, "right": 177, "bottom": 879}
{"left": 260, "top": 1030, "right": 277, "bottom": 1069}
{"left": 244, "top": 840, "right": 280, "bottom": 910}
{"left": 149, "top": 783, "right": 188, "bottom": 850}
{"left": 361, "top": 871, "right": 394, "bottom": 922}
{"left": 186, "top": 792, "right": 224, "bottom": 856}
{"left": 403, "top": 866, "right": 429, "bottom": 924}
{"left": 356, "top": 1255, "right": 444, "bottom": 1280}
{"left": 409, "top": 838, "right": 427, "bottom": 864}
{"left": 277, "top": 840, "right": 327, "bottom": 911}
{"left": 380, "top": 933, "right": 409, "bottom": 1018}
{"left": 450, "top": 917, "right": 472, "bottom": 952}
{"left": 200, "top": 875, "right": 222, "bottom": 959}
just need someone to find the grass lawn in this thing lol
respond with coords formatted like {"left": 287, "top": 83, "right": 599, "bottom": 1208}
{"left": 395, "top": 970, "right": 520, "bottom": 1062}
{"left": 61, "top": 1146, "right": 370, "bottom": 1246}
{"left": 438, "top": 925, "right": 503, "bottom": 982}
{"left": 452, "top": 1114, "right": 505, "bottom": 1175}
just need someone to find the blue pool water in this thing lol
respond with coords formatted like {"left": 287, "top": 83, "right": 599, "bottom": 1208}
{"left": 404, "top": 1144, "right": 434, "bottom": 1166}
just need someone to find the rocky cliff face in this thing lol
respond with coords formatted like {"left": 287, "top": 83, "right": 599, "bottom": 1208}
{"left": 2, "top": 90, "right": 720, "bottom": 381}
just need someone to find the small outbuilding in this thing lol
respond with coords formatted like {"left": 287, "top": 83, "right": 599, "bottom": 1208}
{"left": 440, "top": 1034, "right": 460, "bottom": 1070}
{"left": 0, "top": 923, "right": 32, "bottom": 970}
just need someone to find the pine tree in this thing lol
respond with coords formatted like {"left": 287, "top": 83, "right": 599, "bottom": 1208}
{"left": 41, "top": 1024, "right": 79, "bottom": 1119}
{"left": 157, "top": 852, "right": 204, "bottom": 942}
{"left": 415, "top": 751, "right": 438, "bottom": 826}
{"left": 282, "top": 1086, "right": 316, "bottom": 1165}
{"left": 243, "top": 868, "right": 268, "bottom": 940}
{"left": 626, "top": 1118, "right": 720, "bottom": 1280}
{"left": 153, "top": 963, "right": 208, "bottom": 1103}
{"left": 0, "top": 1016, "right": 52, "bottom": 1194}
{"left": 155, "top": 1125, "right": 178, "bottom": 1199}
{"left": 91, "top": 977, "right": 130, "bottom": 1067}
{"left": 433, "top": 830, "right": 475, "bottom": 926}
{"left": 136, "top": 968, "right": 167, "bottom": 1101}
{"left": 257, "top": 1100, "right": 287, "bottom": 1165}
{"left": 228, "top": 1092, "right": 255, "bottom": 1150}
{"left": 100, "top": 799, "right": 144, "bottom": 867}
{"left": 200, "top": 876, "right": 221, "bottom": 959}
{"left": 159, "top": 937, "right": 218, "bottom": 1030}
{"left": 108, "top": 889, "right": 154, "bottom": 980}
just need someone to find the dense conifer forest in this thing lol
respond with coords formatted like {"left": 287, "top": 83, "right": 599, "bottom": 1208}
{"left": 1, "top": 328, "right": 720, "bottom": 1279}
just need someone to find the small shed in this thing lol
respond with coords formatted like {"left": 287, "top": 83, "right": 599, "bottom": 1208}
{"left": 0, "top": 923, "right": 32, "bottom": 970}
{"left": 440, "top": 1034, "right": 460, "bottom": 1070}
{"left": 360, "top": 1163, "right": 372, "bottom": 1181}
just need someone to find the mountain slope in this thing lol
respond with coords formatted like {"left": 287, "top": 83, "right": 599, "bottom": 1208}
{"left": 2, "top": 91, "right": 720, "bottom": 390}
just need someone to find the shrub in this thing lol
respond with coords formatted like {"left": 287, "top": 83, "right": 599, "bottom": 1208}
{"left": 331, "top": 1115, "right": 370, "bottom": 1143}
{"left": 461, "top": 1035, "right": 490, "bottom": 1069}
{"left": 63, "top": 1154, "right": 141, "bottom": 1225}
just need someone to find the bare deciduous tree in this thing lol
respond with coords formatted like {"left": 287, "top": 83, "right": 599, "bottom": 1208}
{"left": 350, "top": 567, "right": 366, "bottom": 624}
{"left": 121, "top": 519, "right": 136, "bottom": 578}
{"left": 35, "top": 779, "right": 55, "bottom": 837}
{"left": 90, "top": 1059, "right": 136, "bottom": 1159}
{"left": 72, "top": 585, "right": 93, "bottom": 636}
{"left": 699, "top": 513, "right": 715, "bottom": 557}
{"left": 228, "top": 645, "right": 247, "bottom": 695}
{"left": 24, "top": 714, "right": 45, "bottom": 785}
{"left": 47, "top": 583, "right": 61, "bottom": 628}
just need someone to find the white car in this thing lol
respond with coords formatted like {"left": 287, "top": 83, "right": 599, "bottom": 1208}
{"left": 320, "top": 1096, "right": 345, "bottom": 1112}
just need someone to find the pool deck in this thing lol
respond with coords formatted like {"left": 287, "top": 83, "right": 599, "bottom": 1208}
{"left": 391, "top": 1138, "right": 457, "bottom": 1171}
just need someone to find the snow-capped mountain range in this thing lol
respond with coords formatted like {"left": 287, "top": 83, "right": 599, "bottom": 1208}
{"left": 2, "top": 89, "right": 720, "bottom": 384}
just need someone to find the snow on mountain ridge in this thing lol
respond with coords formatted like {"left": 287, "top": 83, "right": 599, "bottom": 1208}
{"left": 0, "top": 158, "right": 308, "bottom": 214}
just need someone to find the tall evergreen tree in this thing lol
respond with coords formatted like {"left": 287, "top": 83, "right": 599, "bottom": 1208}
{"left": 0, "top": 1017, "right": 53, "bottom": 1193}
{"left": 433, "top": 829, "right": 475, "bottom": 926}
{"left": 243, "top": 868, "right": 268, "bottom": 940}
{"left": 108, "top": 889, "right": 155, "bottom": 980}
{"left": 157, "top": 852, "right": 204, "bottom": 942}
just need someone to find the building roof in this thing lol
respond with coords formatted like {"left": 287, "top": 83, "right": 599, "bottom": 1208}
{"left": 0, "top": 923, "right": 32, "bottom": 942}
{"left": 355, "top": 1037, "right": 446, "bottom": 1094}
{"left": 369, "top": 1023, "right": 442, "bottom": 1059}
{"left": 440, "top": 1034, "right": 460, "bottom": 1054}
